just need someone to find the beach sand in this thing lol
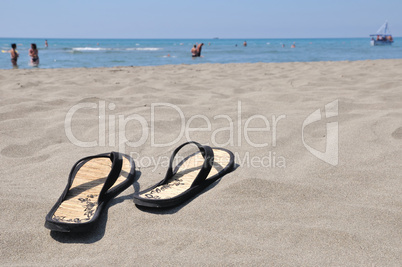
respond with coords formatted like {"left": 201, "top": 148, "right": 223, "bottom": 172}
{"left": 0, "top": 59, "right": 401, "bottom": 266}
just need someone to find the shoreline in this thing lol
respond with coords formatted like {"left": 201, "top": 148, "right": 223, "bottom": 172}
{"left": 1, "top": 58, "right": 401, "bottom": 72}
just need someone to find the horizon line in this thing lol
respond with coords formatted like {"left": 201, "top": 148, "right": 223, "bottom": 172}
{"left": 1, "top": 36, "right": 400, "bottom": 40}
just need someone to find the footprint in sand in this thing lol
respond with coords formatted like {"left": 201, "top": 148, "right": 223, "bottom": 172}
{"left": 391, "top": 127, "right": 402, "bottom": 139}
{"left": 1, "top": 138, "right": 53, "bottom": 158}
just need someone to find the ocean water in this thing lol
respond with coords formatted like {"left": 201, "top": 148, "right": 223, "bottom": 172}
{"left": 0, "top": 38, "right": 401, "bottom": 69}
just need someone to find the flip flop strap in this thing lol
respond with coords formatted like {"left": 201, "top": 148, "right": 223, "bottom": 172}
{"left": 192, "top": 145, "right": 214, "bottom": 187}
{"left": 98, "top": 152, "right": 123, "bottom": 202}
{"left": 162, "top": 141, "right": 214, "bottom": 187}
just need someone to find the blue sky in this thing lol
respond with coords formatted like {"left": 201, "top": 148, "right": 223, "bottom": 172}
{"left": 1, "top": 0, "right": 401, "bottom": 38}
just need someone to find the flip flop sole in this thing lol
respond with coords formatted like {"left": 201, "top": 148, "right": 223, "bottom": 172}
{"left": 45, "top": 153, "right": 135, "bottom": 232}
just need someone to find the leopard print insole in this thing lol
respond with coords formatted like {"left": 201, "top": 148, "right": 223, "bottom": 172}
{"left": 139, "top": 149, "right": 231, "bottom": 200}
{"left": 52, "top": 156, "right": 133, "bottom": 224}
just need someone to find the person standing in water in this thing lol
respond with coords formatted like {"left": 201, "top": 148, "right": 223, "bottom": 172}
{"left": 191, "top": 45, "right": 197, "bottom": 57}
{"left": 29, "top": 43, "right": 39, "bottom": 66}
{"left": 243, "top": 40, "right": 247, "bottom": 47}
{"left": 45, "top": 40, "right": 48, "bottom": 48}
{"left": 9, "top": 43, "right": 19, "bottom": 67}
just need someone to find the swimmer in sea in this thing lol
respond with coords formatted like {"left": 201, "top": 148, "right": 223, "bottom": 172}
{"left": 191, "top": 45, "right": 197, "bottom": 57}
{"left": 45, "top": 40, "right": 48, "bottom": 48}
{"left": 9, "top": 43, "right": 19, "bottom": 68}
{"left": 243, "top": 41, "right": 247, "bottom": 47}
{"left": 29, "top": 43, "right": 39, "bottom": 66}
{"left": 291, "top": 42, "right": 296, "bottom": 48}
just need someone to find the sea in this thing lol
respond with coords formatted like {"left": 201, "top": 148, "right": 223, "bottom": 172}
{"left": 1, "top": 37, "right": 401, "bottom": 69}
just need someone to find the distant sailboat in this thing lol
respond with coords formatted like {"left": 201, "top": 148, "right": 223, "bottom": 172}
{"left": 370, "top": 21, "right": 394, "bottom": 46}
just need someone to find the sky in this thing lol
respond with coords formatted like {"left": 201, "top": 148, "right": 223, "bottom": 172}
{"left": 1, "top": 0, "right": 401, "bottom": 38}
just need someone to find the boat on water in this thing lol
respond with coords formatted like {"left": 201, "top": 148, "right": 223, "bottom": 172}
{"left": 370, "top": 21, "right": 394, "bottom": 46}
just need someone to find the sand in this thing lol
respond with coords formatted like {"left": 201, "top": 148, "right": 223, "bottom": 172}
{"left": 0, "top": 59, "right": 401, "bottom": 266}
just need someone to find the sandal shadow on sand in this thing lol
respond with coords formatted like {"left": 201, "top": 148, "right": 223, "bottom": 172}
{"left": 133, "top": 141, "right": 235, "bottom": 208}
{"left": 45, "top": 152, "right": 136, "bottom": 232}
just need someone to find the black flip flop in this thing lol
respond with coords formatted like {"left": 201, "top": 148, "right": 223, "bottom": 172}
{"left": 45, "top": 152, "right": 136, "bottom": 232}
{"left": 133, "top": 141, "right": 235, "bottom": 208}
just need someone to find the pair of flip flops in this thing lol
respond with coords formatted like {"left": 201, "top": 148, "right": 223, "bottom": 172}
{"left": 45, "top": 142, "right": 235, "bottom": 232}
